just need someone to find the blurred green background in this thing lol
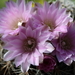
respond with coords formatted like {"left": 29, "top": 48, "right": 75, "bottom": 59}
{"left": 0, "top": 0, "right": 56, "bottom": 8}
{"left": 0, "top": 0, "right": 16, "bottom": 8}
{"left": 0, "top": 0, "right": 75, "bottom": 9}
{"left": 0, "top": 0, "right": 7, "bottom": 8}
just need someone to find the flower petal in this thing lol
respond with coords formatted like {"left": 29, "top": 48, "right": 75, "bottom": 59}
{"left": 64, "top": 58, "right": 72, "bottom": 65}
{"left": 14, "top": 55, "right": 23, "bottom": 67}
{"left": 44, "top": 42, "right": 54, "bottom": 53}
{"left": 3, "top": 51, "right": 21, "bottom": 61}
{"left": 27, "top": 53, "right": 35, "bottom": 65}
{"left": 21, "top": 61, "right": 30, "bottom": 72}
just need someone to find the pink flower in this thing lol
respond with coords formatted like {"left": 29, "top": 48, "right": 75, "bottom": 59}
{"left": 33, "top": 1, "right": 73, "bottom": 40}
{"left": 3, "top": 22, "right": 54, "bottom": 72}
{"left": 0, "top": 0, "right": 33, "bottom": 37}
{"left": 51, "top": 22, "right": 75, "bottom": 65}
{"left": 39, "top": 54, "right": 56, "bottom": 72}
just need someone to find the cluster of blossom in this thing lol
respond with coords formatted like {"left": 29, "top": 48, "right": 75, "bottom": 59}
{"left": 0, "top": 0, "right": 74, "bottom": 72}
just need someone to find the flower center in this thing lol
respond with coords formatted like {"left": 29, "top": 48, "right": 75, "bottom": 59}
{"left": 44, "top": 20, "right": 55, "bottom": 31}
{"left": 23, "top": 37, "right": 37, "bottom": 53}
{"left": 13, "top": 21, "right": 26, "bottom": 30}
{"left": 18, "top": 22, "right": 26, "bottom": 27}
{"left": 59, "top": 37, "right": 72, "bottom": 50}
